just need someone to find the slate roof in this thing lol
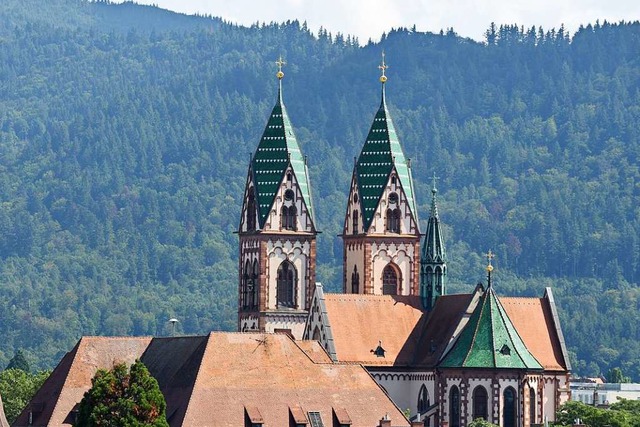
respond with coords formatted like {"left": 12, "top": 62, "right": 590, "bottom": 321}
{"left": 355, "top": 85, "right": 418, "bottom": 230}
{"left": 16, "top": 333, "right": 409, "bottom": 427}
{"left": 439, "top": 286, "right": 543, "bottom": 370}
{"left": 252, "top": 83, "right": 313, "bottom": 228}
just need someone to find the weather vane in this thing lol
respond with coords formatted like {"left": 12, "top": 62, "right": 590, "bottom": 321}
{"left": 276, "top": 56, "right": 286, "bottom": 80}
{"left": 378, "top": 51, "right": 388, "bottom": 83}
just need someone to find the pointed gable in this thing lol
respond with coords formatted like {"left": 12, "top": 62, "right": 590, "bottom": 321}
{"left": 355, "top": 85, "right": 418, "bottom": 230}
{"left": 439, "top": 286, "right": 543, "bottom": 370}
{"left": 251, "top": 86, "right": 313, "bottom": 228}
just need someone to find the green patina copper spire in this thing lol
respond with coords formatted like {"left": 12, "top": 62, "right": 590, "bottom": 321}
{"left": 420, "top": 173, "right": 447, "bottom": 310}
{"left": 439, "top": 253, "right": 542, "bottom": 370}
{"left": 355, "top": 52, "right": 418, "bottom": 231}
{"left": 251, "top": 57, "right": 314, "bottom": 228}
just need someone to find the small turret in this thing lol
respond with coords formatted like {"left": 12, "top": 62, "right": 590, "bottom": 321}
{"left": 420, "top": 174, "right": 447, "bottom": 310}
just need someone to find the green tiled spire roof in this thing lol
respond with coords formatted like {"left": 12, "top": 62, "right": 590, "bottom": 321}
{"left": 422, "top": 176, "right": 446, "bottom": 264}
{"left": 251, "top": 78, "right": 313, "bottom": 228}
{"left": 355, "top": 84, "right": 418, "bottom": 230}
{"left": 439, "top": 283, "right": 543, "bottom": 370}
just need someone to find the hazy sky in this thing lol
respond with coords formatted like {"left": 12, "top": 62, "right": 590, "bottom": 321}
{"left": 124, "top": 0, "right": 638, "bottom": 42}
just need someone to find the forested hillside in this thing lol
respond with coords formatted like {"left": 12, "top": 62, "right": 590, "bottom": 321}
{"left": 0, "top": 0, "right": 639, "bottom": 379}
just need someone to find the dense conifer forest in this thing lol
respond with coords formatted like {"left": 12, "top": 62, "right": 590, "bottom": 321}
{"left": 0, "top": 0, "right": 639, "bottom": 379}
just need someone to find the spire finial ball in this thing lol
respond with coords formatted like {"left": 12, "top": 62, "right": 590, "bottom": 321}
{"left": 380, "top": 75, "right": 388, "bottom": 83}
{"left": 277, "top": 70, "right": 284, "bottom": 80}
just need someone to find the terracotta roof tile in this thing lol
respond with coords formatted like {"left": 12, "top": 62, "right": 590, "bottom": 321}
{"left": 13, "top": 336, "right": 151, "bottom": 427}
{"left": 323, "top": 294, "right": 426, "bottom": 365}
{"left": 500, "top": 297, "right": 567, "bottom": 371}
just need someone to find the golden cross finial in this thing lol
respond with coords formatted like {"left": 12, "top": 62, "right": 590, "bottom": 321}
{"left": 275, "top": 56, "right": 286, "bottom": 80}
{"left": 485, "top": 250, "right": 495, "bottom": 272}
{"left": 378, "top": 51, "right": 388, "bottom": 83}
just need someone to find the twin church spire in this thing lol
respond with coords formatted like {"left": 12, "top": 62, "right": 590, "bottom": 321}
{"left": 238, "top": 54, "right": 446, "bottom": 338}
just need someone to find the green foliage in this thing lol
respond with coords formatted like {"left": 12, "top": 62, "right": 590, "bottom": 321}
{"left": 75, "top": 360, "right": 168, "bottom": 427}
{"left": 0, "top": 369, "right": 50, "bottom": 424}
{"left": 556, "top": 400, "right": 640, "bottom": 427}
{"left": 607, "top": 367, "right": 631, "bottom": 384}
{"left": 468, "top": 418, "right": 499, "bottom": 427}
{"left": 0, "top": 0, "right": 638, "bottom": 380}
{"left": 6, "top": 350, "right": 29, "bottom": 372}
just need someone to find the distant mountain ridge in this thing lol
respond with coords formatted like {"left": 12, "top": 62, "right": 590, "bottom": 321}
{"left": 0, "top": 0, "right": 638, "bottom": 381}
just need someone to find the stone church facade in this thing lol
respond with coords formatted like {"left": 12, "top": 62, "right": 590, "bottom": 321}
{"left": 238, "top": 57, "right": 571, "bottom": 427}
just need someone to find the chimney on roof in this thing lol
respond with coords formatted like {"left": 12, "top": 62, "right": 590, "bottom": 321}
{"left": 379, "top": 414, "right": 392, "bottom": 427}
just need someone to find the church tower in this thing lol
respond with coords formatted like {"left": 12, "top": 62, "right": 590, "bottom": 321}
{"left": 420, "top": 175, "right": 447, "bottom": 310}
{"left": 237, "top": 58, "right": 317, "bottom": 339}
{"left": 342, "top": 54, "right": 421, "bottom": 296}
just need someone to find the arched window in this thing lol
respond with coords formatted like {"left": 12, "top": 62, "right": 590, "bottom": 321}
{"left": 276, "top": 261, "right": 296, "bottom": 308}
{"left": 529, "top": 387, "right": 536, "bottom": 424}
{"left": 281, "top": 204, "right": 297, "bottom": 231}
{"left": 251, "top": 260, "right": 259, "bottom": 309}
{"left": 472, "top": 386, "right": 488, "bottom": 421}
{"left": 504, "top": 387, "right": 516, "bottom": 427}
{"left": 418, "top": 384, "right": 430, "bottom": 413}
{"left": 247, "top": 190, "right": 256, "bottom": 231}
{"left": 386, "top": 208, "right": 401, "bottom": 233}
{"left": 382, "top": 264, "right": 399, "bottom": 295}
{"left": 352, "top": 210, "right": 359, "bottom": 234}
{"left": 449, "top": 386, "right": 460, "bottom": 427}
{"left": 242, "top": 260, "right": 251, "bottom": 310}
{"left": 351, "top": 266, "right": 360, "bottom": 294}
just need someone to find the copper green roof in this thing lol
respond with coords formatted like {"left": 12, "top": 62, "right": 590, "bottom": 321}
{"left": 422, "top": 182, "right": 446, "bottom": 264}
{"left": 439, "top": 286, "right": 543, "bottom": 370}
{"left": 251, "top": 84, "right": 313, "bottom": 228}
{"left": 355, "top": 85, "right": 418, "bottom": 230}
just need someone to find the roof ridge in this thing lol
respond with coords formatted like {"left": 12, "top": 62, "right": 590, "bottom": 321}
{"left": 461, "top": 290, "right": 486, "bottom": 366}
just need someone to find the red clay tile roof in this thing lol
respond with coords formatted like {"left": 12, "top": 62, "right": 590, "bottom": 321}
{"left": 181, "top": 332, "right": 409, "bottom": 426}
{"left": 412, "top": 293, "right": 475, "bottom": 367}
{"left": 322, "top": 294, "right": 427, "bottom": 366}
{"left": 18, "top": 333, "right": 408, "bottom": 427}
{"left": 500, "top": 296, "right": 568, "bottom": 371}
{"left": 13, "top": 336, "right": 151, "bottom": 427}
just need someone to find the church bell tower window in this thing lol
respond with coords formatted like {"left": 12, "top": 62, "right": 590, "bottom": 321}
{"left": 382, "top": 264, "right": 399, "bottom": 295}
{"left": 277, "top": 261, "right": 297, "bottom": 308}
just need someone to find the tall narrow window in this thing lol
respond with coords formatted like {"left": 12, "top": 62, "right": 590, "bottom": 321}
{"left": 242, "top": 260, "right": 250, "bottom": 310}
{"left": 529, "top": 388, "right": 536, "bottom": 425}
{"left": 251, "top": 260, "right": 259, "bottom": 309}
{"left": 276, "top": 261, "right": 296, "bottom": 308}
{"left": 418, "top": 384, "right": 430, "bottom": 413}
{"left": 504, "top": 387, "right": 516, "bottom": 427}
{"left": 382, "top": 264, "right": 399, "bottom": 295}
{"left": 472, "top": 386, "right": 488, "bottom": 421}
{"left": 450, "top": 386, "right": 460, "bottom": 427}
{"left": 352, "top": 210, "right": 359, "bottom": 234}
{"left": 247, "top": 191, "right": 256, "bottom": 231}
{"left": 351, "top": 266, "right": 360, "bottom": 294}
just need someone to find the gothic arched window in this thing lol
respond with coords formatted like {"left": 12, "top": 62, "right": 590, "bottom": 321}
{"left": 529, "top": 387, "right": 536, "bottom": 424}
{"left": 247, "top": 190, "right": 256, "bottom": 231}
{"left": 351, "top": 266, "right": 360, "bottom": 294}
{"left": 472, "top": 386, "right": 488, "bottom": 421}
{"left": 382, "top": 264, "right": 399, "bottom": 295}
{"left": 276, "top": 261, "right": 296, "bottom": 308}
{"left": 242, "top": 260, "right": 250, "bottom": 310}
{"left": 251, "top": 260, "right": 259, "bottom": 309}
{"left": 281, "top": 203, "right": 297, "bottom": 231}
{"left": 504, "top": 387, "right": 516, "bottom": 427}
{"left": 450, "top": 386, "right": 460, "bottom": 427}
{"left": 352, "top": 210, "right": 359, "bottom": 234}
{"left": 418, "top": 384, "right": 430, "bottom": 413}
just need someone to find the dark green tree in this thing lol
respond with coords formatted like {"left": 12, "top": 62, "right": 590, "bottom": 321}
{"left": 607, "top": 367, "right": 631, "bottom": 384}
{"left": 6, "top": 350, "right": 30, "bottom": 373}
{"left": 75, "top": 360, "right": 168, "bottom": 427}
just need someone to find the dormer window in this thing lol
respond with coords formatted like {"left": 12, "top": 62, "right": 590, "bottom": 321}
{"left": 500, "top": 344, "right": 511, "bottom": 355}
